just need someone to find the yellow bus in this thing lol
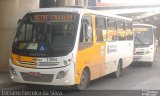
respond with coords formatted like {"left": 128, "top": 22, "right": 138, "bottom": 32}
{"left": 9, "top": 7, "right": 134, "bottom": 90}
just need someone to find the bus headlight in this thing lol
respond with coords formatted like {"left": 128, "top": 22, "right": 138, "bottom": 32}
{"left": 146, "top": 46, "right": 153, "bottom": 54}
{"left": 63, "top": 59, "right": 71, "bottom": 66}
{"left": 9, "top": 66, "right": 17, "bottom": 76}
{"left": 56, "top": 71, "right": 68, "bottom": 79}
{"left": 146, "top": 50, "right": 151, "bottom": 54}
{"left": 63, "top": 60, "right": 68, "bottom": 65}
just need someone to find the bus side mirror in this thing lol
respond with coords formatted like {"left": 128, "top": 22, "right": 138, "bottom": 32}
{"left": 18, "top": 19, "right": 22, "bottom": 25}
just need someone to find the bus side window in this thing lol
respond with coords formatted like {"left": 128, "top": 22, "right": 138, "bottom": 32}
{"left": 126, "top": 21, "right": 133, "bottom": 40}
{"left": 79, "top": 16, "right": 93, "bottom": 50}
{"left": 96, "top": 16, "right": 106, "bottom": 42}
{"left": 107, "top": 18, "right": 117, "bottom": 42}
{"left": 117, "top": 20, "right": 126, "bottom": 41}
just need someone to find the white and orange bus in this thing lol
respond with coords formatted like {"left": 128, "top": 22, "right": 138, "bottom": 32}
{"left": 9, "top": 7, "right": 134, "bottom": 90}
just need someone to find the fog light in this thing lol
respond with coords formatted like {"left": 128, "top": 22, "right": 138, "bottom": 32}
{"left": 10, "top": 66, "right": 17, "bottom": 76}
{"left": 56, "top": 71, "right": 66, "bottom": 79}
{"left": 63, "top": 60, "right": 68, "bottom": 65}
{"left": 11, "top": 76, "right": 14, "bottom": 79}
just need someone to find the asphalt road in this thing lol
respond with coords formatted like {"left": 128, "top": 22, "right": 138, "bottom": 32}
{"left": 1, "top": 50, "right": 160, "bottom": 96}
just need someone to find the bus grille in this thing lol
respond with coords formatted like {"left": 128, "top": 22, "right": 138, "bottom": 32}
{"left": 135, "top": 52, "right": 145, "bottom": 55}
{"left": 17, "top": 61, "right": 59, "bottom": 67}
{"left": 20, "top": 72, "right": 54, "bottom": 82}
{"left": 38, "top": 62, "right": 59, "bottom": 66}
{"left": 17, "top": 61, "right": 36, "bottom": 65}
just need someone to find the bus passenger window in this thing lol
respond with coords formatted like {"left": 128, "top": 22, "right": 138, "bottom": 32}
{"left": 126, "top": 21, "right": 133, "bottom": 40}
{"left": 117, "top": 20, "right": 126, "bottom": 41}
{"left": 107, "top": 18, "right": 117, "bottom": 42}
{"left": 96, "top": 16, "right": 106, "bottom": 42}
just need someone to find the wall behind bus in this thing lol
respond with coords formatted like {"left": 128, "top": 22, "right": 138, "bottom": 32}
{"left": 0, "top": 0, "right": 39, "bottom": 72}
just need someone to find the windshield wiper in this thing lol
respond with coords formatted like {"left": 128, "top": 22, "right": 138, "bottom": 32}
{"left": 39, "top": 23, "right": 53, "bottom": 52}
{"left": 135, "top": 36, "right": 146, "bottom": 46}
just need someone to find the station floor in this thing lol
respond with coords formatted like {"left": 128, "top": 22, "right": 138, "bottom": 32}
{"left": 0, "top": 72, "right": 16, "bottom": 89}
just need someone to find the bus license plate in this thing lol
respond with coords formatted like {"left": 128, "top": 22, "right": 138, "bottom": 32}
{"left": 29, "top": 72, "right": 41, "bottom": 76}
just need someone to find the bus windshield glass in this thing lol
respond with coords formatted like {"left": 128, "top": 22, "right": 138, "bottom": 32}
{"left": 12, "top": 12, "right": 79, "bottom": 57}
{"left": 134, "top": 26, "right": 153, "bottom": 47}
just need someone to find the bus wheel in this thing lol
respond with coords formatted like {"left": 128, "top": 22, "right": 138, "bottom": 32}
{"left": 148, "top": 62, "right": 153, "bottom": 66}
{"left": 114, "top": 61, "right": 123, "bottom": 78}
{"left": 148, "top": 56, "right": 155, "bottom": 66}
{"left": 76, "top": 70, "right": 89, "bottom": 90}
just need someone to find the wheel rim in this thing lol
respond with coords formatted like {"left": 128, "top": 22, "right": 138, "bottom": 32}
{"left": 81, "top": 73, "right": 87, "bottom": 86}
{"left": 79, "top": 71, "right": 88, "bottom": 89}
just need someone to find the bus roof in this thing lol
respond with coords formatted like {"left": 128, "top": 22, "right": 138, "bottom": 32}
{"left": 28, "top": 7, "right": 132, "bottom": 21}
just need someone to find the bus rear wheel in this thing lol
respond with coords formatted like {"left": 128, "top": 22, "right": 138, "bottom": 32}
{"left": 76, "top": 70, "right": 89, "bottom": 90}
{"left": 114, "top": 61, "right": 123, "bottom": 78}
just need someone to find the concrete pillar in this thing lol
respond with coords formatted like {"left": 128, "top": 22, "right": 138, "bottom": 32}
{"left": 40, "top": 0, "right": 58, "bottom": 8}
{"left": 78, "top": 0, "right": 83, "bottom": 6}
{"left": 76, "top": 0, "right": 88, "bottom": 7}
{"left": 0, "top": 0, "right": 39, "bottom": 72}
{"left": 57, "top": 0, "right": 66, "bottom": 7}
{"left": 66, "top": 0, "right": 75, "bottom": 6}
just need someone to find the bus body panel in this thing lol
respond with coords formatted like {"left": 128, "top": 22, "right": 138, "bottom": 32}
{"left": 75, "top": 42, "right": 106, "bottom": 82}
{"left": 75, "top": 14, "right": 106, "bottom": 83}
{"left": 118, "top": 41, "right": 134, "bottom": 68}
{"left": 106, "top": 42, "right": 117, "bottom": 74}
{"left": 106, "top": 41, "right": 133, "bottom": 74}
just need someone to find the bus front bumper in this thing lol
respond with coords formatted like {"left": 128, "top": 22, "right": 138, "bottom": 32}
{"left": 133, "top": 54, "right": 154, "bottom": 62}
{"left": 9, "top": 60, "right": 75, "bottom": 86}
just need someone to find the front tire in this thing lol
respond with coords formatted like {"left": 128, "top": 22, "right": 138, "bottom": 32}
{"left": 148, "top": 62, "right": 153, "bottom": 66}
{"left": 148, "top": 54, "right": 155, "bottom": 66}
{"left": 76, "top": 70, "right": 89, "bottom": 90}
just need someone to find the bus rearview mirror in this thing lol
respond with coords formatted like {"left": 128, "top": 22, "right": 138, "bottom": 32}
{"left": 18, "top": 19, "right": 22, "bottom": 25}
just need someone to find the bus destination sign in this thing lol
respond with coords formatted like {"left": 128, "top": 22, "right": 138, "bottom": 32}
{"left": 31, "top": 13, "right": 75, "bottom": 22}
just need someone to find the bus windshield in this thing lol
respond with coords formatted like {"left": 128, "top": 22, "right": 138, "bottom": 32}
{"left": 12, "top": 12, "right": 79, "bottom": 57}
{"left": 134, "top": 26, "right": 153, "bottom": 47}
